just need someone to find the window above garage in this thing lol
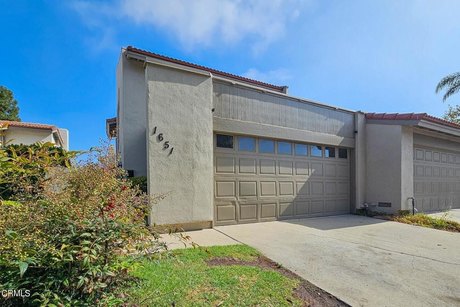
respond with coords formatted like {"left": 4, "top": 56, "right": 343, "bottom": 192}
{"left": 338, "top": 148, "right": 348, "bottom": 159}
{"left": 239, "top": 137, "right": 256, "bottom": 151}
{"left": 311, "top": 145, "right": 323, "bottom": 157}
{"left": 278, "top": 142, "right": 292, "bottom": 155}
{"left": 259, "top": 139, "right": 275, "bottom": 153}
{"left": 325, "top": 147, "right": 336, "bottom": 158}
{"left": 216, "top": 134, "right": 233, "bottom": 148}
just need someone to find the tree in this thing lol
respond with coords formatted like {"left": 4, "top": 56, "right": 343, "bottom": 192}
{"left": 435, "top": 72, "right": 460, "bottom": 124}
{"left": 0, "top": 86, "right": 20, "bottom": 121}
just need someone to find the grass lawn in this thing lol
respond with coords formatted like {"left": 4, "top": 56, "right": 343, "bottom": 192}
{"left": 125, "top": 245, "right": 301, "bottom": 306}
{"left": 124, "top": 245, "right": 347, "bottom": 306}
{"left": 391, "top": 213, "right": 460, "bottom": 232}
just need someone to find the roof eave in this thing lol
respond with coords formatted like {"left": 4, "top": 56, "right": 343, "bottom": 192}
{"left": 366, "top": 119, "right": 421, "bottom": 126}
{"left": 417, "top": 119, "right": 460, "bottom": 138}
{"left": 125, "top": 47, "right": 287, "bottom": 93}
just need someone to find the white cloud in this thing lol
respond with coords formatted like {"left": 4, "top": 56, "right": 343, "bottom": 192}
{"left": 243, "top": 68, "right": 292, "bottom": 84}
{"left": 71, "top": 0, "right": 308, "bottom": 52}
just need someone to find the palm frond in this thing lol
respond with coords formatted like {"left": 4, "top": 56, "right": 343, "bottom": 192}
{"left": 442, "top": 79, "right": 460, "bottom": 101}
{"left": 436, "top": 72, "right": 460, "bottom": 101}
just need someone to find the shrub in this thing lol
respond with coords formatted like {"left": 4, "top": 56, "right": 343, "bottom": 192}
{"left": 0, "top": 142, "right": 76, "bottom": 201}
{"left": 0, "top": 144, "right": 165, "bottom": 306}
{"left": 128, "top": 176, "right": 147, "bottom": 194}
{"left": 392, "top": 213, "right": 460, "bottom": 232}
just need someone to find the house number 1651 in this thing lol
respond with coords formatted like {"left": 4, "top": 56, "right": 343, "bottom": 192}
{"left": 152, "top": 126, "right": 174, "bottom": 155}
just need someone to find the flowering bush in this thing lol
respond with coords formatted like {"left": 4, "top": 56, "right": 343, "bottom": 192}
{"left": 0, "top": 144, "right": 164, "bottom": 306}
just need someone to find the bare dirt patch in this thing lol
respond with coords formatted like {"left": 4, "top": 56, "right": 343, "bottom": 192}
{"left": 207, "top": 256, "right": 349, "bottom": 307}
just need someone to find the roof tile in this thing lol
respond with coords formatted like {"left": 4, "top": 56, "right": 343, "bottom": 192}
{"left": 126, "top": 46, "right": 287, "bottom": 93}
{"left": 365, "top": 113, "right": 460, "bottom": 129}
{"left": 0, "top": 120, "right": 56, "bottom": 130}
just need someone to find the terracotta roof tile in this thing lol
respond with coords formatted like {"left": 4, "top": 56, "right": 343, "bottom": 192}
{"left": 126, "top": 46, "right": 287, "bottom": 93}
{"left": 0, "top": 120, "right": 56, "bottom": 130}
{"left": 365, "top": 113, "right": 460, "bottom": 129}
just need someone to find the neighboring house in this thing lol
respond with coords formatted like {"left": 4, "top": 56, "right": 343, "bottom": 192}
{"left": 108, "top": 46, "right": 460, "bottom": 230}
{"left": 0, "top": 120, "right": 69, "bottom": 150}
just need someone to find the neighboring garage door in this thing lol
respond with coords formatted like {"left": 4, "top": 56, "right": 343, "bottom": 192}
{"left": 414, "top": 146, "right": 460, "bottom": 212}
{"left": 214, "top": 134, "right": 350, "bottom": 225}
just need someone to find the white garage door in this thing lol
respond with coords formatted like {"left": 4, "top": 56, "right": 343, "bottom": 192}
{"left": 214, "top": 134, "right": 351, "bottom": 225}
{"left": 413, "top": 146, "right": 460, "bottom": 212}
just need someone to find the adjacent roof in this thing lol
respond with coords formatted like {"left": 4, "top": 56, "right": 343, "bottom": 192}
{"left": 126, "top": 46, "right": 287, "bottom": 93}
{"left": 366, "top": 113, "right": 460, "bottom": 130}
{"left": 0, "top": 120, "right": 65, "bottom": 147}
{"left": 0, "top": 120, "right": 56, "bottom": 130}
{"left": 106, "top": 117, "right": 117, "bottom": 138}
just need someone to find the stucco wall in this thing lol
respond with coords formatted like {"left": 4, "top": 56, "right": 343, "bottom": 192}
{"left": 117, "top": 53, "right": 148, "bottom": 177}
{"left": 353, "top": 112, "right": 367, "bottom": 210}
{"left": 5, "top": 127, "right": 55, "bottom": 145}
{"left": 366, "top": 124, "right": 405, "bottom": 212}
{"left": 146, "top": 64, "right": 214, "bottom": 225}
{"left": 400, "top": 126, "right": 414, "bottom": 210}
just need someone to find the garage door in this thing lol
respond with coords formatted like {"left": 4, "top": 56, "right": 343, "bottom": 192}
{"left": 214, "top": 134, "right": 350, "bottom": 225}
{"left": 413, "top": 146, "right": 460, "bottom": 212}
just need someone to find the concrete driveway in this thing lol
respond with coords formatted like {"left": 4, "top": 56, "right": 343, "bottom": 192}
{"left": 428, "top": 209, "right": 460, "bottom": 223}
{"left": 215, "top": 215, "right": 460, "bottom": 307}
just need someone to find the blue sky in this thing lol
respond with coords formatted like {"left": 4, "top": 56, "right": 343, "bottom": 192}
{"left": 1, "top": 0, "right": 459, "bottom": 150}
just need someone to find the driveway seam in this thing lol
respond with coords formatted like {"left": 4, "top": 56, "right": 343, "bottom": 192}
{"left": 213, "top": 228, "right": 246, "bottom": 245}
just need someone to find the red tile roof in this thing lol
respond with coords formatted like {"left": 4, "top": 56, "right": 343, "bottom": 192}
{"left": 0, "top": 120, "right": 56, "bottom": 130}
{"left": 366, "top": 113, "right": 460, "bottom": 129}
{"left": 126, "top": 46, "right": 287, "bottom": 93}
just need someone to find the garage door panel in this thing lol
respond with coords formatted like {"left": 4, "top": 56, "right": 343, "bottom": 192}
{"left": 239, "top": 158, "right": 256, "bottom": 174}
{"left": 310, "top": 162, "right": 323, "bottom": 177}
{"left": 415, "top": 149, "right": 424, "bottom": 160}
{"left": 296, "top": 182, "right": 309, "bottom": 195}
{"left": 260, "top": 181, "right": 276, "bottom": 196}
{"left": 216, "top": 157, "right": 235, "bottom": 173}
{"left": 311, "top": 200, "right": 324, "bottom": 213}
{"left": 337, "top": 165, "right": 349, "bottom": 178}
{"left": 337, "top": 182, "right": 349, "bottom": 195}
{"left": 260, "top": 159, "right": 276, "bottom": 174}
{"left": 414, "top": 146, "right": 460, "bottom": 212}
{"left": 215, "top": 134, "right": 351, "bottom": 225}
{"left": 279, "top": 181, "right": 294, "bottom": 196}
{"left": 425, "top": 150, "right": 432, "bottom": 161}
{"left": 324, "top": 164, "right": 336, "bottom": 177}
{"left": 216, "top": 181, "right": 236, "bottom": 197}
{"left": 261, "top": 203, "right": 277, "bottom": 220}
{"left": 336, "top": 199, "right": 350, "bottom": 212}
{"left": 279, "top": 161, "right": 294, "bottom": 175}
{"left": 295, "top": 162, "right": 309, "bottom": 175}
{"left": 215, "top": 203, "right": 237, "bottom": 224}
{"left": 239, "top": 203, "right": 258, "bottom": 221}
{"left": 325, "top": 199, "right": 336, "bottom": 212}
{"left": 311, "top": 182, "right": 324, "bottom": 195}
{"left": 424, "top": 166, "right": 432, "bottom": 177}
{"left": 239, "top": 181, "right": 257, "bottom": 197}
{"left": 295, "top": 201, "right": 309, "bottom": 215}
{"left": 325, "top": 182, "right": 336, "bottom": 195}
{"left": 279, "top": 202, "right": 294, "bottom": 217}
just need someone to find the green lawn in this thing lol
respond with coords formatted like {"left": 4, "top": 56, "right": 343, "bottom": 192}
{"left": 125, "top": 245, "right": 303, "bottom": 306}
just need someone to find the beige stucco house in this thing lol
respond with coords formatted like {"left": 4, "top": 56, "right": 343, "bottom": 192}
{"left": 109, "top": 46, "right": 460, "bottom": 229}
{"left": 0, "top": 120, "right": 69, "bottom": 150}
